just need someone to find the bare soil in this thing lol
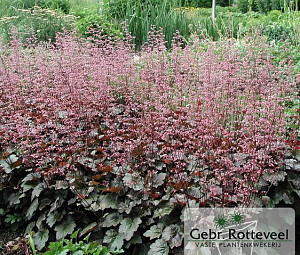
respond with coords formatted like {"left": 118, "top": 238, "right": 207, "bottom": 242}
{"left": 0, "top": 227, "right": 31, "bottom": 255}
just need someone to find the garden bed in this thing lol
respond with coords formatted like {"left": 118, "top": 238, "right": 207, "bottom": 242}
{"left": 0, "top": 30, "right": 299, "bottom": 254}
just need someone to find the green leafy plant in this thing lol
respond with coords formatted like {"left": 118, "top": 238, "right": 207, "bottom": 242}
{"left": 28, "top": 232, "right": 37, "bottom": 255}
{"left": 12, "top": 0, "right": 71, "bottom": 14}
{"left": 237, "top": 0, "right": 300, "bottom": 13}
{"left": 39, "top": 230, "right": 123, "bottom": 255}
{"left": 0, "top": 6, "right": 77, "bottom": 43}
{"left": 0, "top": 151, "right": 106, "bottom": 251}
{"left": 76, "top": 14, "right": 123, "bottom": 40}
{"left": 4, "top": 213, "right": 23, "bottom": 231}
{"left": 261, "top": 22, "right": 294, "bottom": 42}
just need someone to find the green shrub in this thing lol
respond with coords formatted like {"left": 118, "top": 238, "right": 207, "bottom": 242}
{"left": 0, "top": 0, "right": 16, "bottom": 18}
{"left": 237, "top": 0, "right": 300, "bottom": 13}
{"left": 48, "top": 0, "right": 71, "bottom": 14}
{"left": 70, "top": 8, "right": 95, "bottom": 19}
{"left": 38, "top": 230, "right": 123, "bottom": 255}
{"left": 261, "top": 22, "right": 294, "bottom": 42}
{"left": 1, "top": 212, "right": 24, "bottom": 231}
{"left": 76, "top": 15, "right": 123, "bottom": 40}
{"left": 238, "top": 10, "right": 299, "bottom": 44}
{"left": 237, "top": 0, "right": 260, "bottom": 13}
{"left": 12, "top": 0, "right": 71, "bottom": 14}
{"left": 0, "top": 151, "right": 105, "bottom": 251}
{"left": 69, "top": 0, "right": 102, "bottom": 18}
{"left": 0, "top": 6, "right": 77, "bottom": 43}
{"left": 0, "top": 149, "right": 186, "bottom": 253}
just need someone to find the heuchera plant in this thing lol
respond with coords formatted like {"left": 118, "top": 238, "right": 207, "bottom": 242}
{"left": 0, "top": 28, "right": 298, "bottom": 253}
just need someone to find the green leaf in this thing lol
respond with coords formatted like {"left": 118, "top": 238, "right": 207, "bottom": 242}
{"left": 39, "top": 198, "right": 52, "bottom": 210}
{"left": 0, "top": 159, "right": 12, "bottom": 173}
{"left": 152, "top": 173, "right": 166, "bottom": 188}
{"left": 187, "top": 187, "right": 203, "bottom": 199}
{"left": 153, "top": 201, "right": 174, "bottom": 218}
{"left": 33, "top": 228, "right": 49, "bottom": 250}
{"left": 49, "top": 196, "right": 65, "bottom": 213}
{"left": 31, "top": 183, "right": 45, "bottom": 201}
{"left": 122, "top": 173, "right": 144, "bottom": 191}
{"left": 103, "top": 229, "right": 124, "bottom": 250}
{"left": 25, "top": 222, "right": 35, "bottom": 234}
{"left": 47, "top": 211, "right": 65, "bottom": 228}
{"left": 81, "top": 222, "right": 98, "bottom": 236}
{"left": 268, "top": 188, "right": 293, "bottom": 207}
{"left": 118, "top": 199, "right": 136, "bottom": 214}
{"left": 103, "top": 213, "right": 123, "bottom": 227}
{"left": 8, "top": 193, "right": 20, "bottom": 206}
{"left": 5, "top": 214, "right": 16, "bottom": 223}
{"left": 83, "top": 233, "right": 91, "bottom": 242}
{"left": 54, "top": 216, "right": 76, "bottom": 240}
{"left": 20, "top": 183, "right": 35, "bottom": 192}
{"left": 73, "top": 251, "right": 84, "bottom": 255}
{"left": 0, "top": 208, "right": 5, "bottom": 215}
{"left": 96, "top": 194, "right": 118, "bottom": 210}
{"left": 28, "top": 233, "right": 36, "bottom": 255}
{"left": 144, "top": 223, "right": 164, "bottom": 240}
{"left": 161, "top": 224, "right": 183, "bottom": 248}
{"left": 132, "top": 243, "right": 150, "bottom": 255}
{"left": 119, "top": 217, "right": 142, "bottom": 241}
{"left": 36, "top": 213, "right": 46, "bottom": 229}
{"left": 293, "top": 189, "right": 300, "bottom": 198}
{"left": 149, "top": 239, "right": 169, "bottom": 255}
{"left": 48, "top": 241, "right": 63, "bottom": 251}
{"left": 7, "top": 154, "right": 19, "bottom": 164}
{"left": 22, "top": 173, "right": 41, "bottom": 182}
{"left": 26, "top": 198, "right": 39, "bottom": 220}
{"left": 68, "top": 197, "right": 77, "bottom": 205}
{"left": 0, "top": 154, "right": 19, "bottom": 173}
{"left": 155, "top": 162, "right": 166, "bottom": 170}
{"left": 130, "top": 233, "right": 142, "bottom": 244}
{"left": 70, "top": 229, "right": 80, "bottom": 239}
{"left": 282, "top": 192, "right": 294, "bottom": 204}
{"left": 58, "top": 251, "right": 68, "bottom": 255}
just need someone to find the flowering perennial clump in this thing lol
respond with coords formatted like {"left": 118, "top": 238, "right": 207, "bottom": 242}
{"left": 0, "top": 30, "right": 297, "bottom": 207}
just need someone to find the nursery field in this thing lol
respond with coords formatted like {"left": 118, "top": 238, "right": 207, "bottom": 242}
{"left": 0, "top": 0, "right": 299, "bottom": 254}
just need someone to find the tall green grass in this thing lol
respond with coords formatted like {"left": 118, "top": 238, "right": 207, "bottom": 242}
{"left": 102, "top": 0, "right": 247, "bottom": 48}
{"left": 0, "top": 4, "right": 77, "bottom": 43}
{"left": 100, "top": 0, "right": 300, "bottom": 48}
{"left": 0, "top": 0, "right": 18, "bottom": 18}
{"left": 69, "top": 0, "right": 102, "bottom": 17}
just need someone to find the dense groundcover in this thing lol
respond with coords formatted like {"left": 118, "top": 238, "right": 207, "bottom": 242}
{"left": 0, "top": 30, "right": 299, "bottom": 254}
